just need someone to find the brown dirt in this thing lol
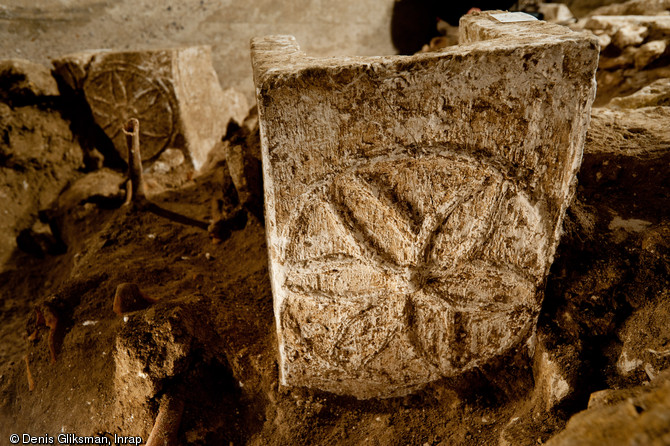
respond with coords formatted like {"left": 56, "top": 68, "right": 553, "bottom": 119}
{"left": 1, "top": 97, "right": 668, "bottom": 445}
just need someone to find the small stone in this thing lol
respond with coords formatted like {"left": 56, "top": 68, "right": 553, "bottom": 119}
{"left": 545, "top": 372, "right": 670, "bottom": 446}
{"left": 608, "top": 77, "right": 670, "bottom": 108}
{"left": 53, "top": 46, "right": 248, "bottom": 170}
{"left": 150, "top": 148, "right": 185, "bottom": 173}
{"left": 612, "top": 24, "right": 648, "bottom": 48}
{"left": 538, "top": 3, "right": 575, "bottom": 24}
{"left": 587, "top": 388, "right": 635, "bottom": 409}
{"left": 634, "top": 40, "right": 667, "bottom": 69}
{"left": 608, "top": 215, "right": 652, "bottom": 233}
{"left": 532, "top": 339, "right": 578, "bottom": 411}
{"left": 0, "top": 59, "right": 59, "bottom": 101}
{"left": 595, "top": 32, "right": 612, "bottom": 49}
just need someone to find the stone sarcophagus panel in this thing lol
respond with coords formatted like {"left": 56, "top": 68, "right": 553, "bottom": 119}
{"left": 53, "top": 46, "right": 248, "bottom": 170}
{"left": 252, "top": 12, "right": 599, "bottom": 399}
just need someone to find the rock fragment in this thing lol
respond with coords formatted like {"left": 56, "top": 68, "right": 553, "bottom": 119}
{"left": 598, "top": 46, "right": 636, "bottom": 69}
{"left": 538, "top": 3, "right": 575, "bottom": 24}
{"left": 53, "top": 46, "right": 248, "bottom": 170}
{"left": 584, "top": 15, "right": 670, "bottom": 35}
{"left": 252, "top": 12, "right": 598, "bottom": 398}
{"left": 634, "top": 40, "right": 668, "bottom": 68}
{"left": 588, "top": 0, "right": 670, "bottom": 17}
{"left": 546, "top": 371, "right": 670, "bottom": 446}
{"left": 149, "top": 148, "right": 185, "bottom": 174}
{"left": 576, "top": 15, "right": 670, "bottom": 104}
{"left": 594, "top": 31, "right": 612, "bottom": 49}
{"left": 533, "top": 340, "right": 579, "bottom": 412}
{"left": 612, "top": 24, "right": 648, "bottom": 48}
{"left": 0, "top": 59, "right": 59, "bottom": 102}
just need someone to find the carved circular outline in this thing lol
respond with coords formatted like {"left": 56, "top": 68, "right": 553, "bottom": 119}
{"left": 83, "top": 62, "right": 177, "bottom": 161}
{"left": 281, "top": 153, "right": 540, "bottom": 378}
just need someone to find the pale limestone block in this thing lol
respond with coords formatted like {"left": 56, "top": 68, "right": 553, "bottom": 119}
{"left": 53, "top": 46, "right": 248, "bottom": 170}
{"left": 546, "top": 372, "right": 670, "bottom": 446}
{"left": 612, "top": 24, "right": 648, "bottom": 48}
{"left": 538, "top": 3, "right": 575, "bottom": 23}
{"left": 609, "top": 77, "right": 670, "bottom": 108}
{"left": 252, "top": 11, "right": 598, "bottom": 399}
{"left": 584, "top": 15, "right": 670, "bottom": 37}
{"left": 594, "top": 31, "right": 613, "bottom": 49}
{"left": 634, "top": 40, "right": 668, "bottom": 68}
{"left": 588, "top": 0, "right": 670, "bottom": 16}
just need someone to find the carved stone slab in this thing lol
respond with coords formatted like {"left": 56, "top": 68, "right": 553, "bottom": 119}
{"left": 53, "top": 46, "right": 247, "bottom": 170}
{"left": 252, "top": 12, "right": 599, "bottom": 399}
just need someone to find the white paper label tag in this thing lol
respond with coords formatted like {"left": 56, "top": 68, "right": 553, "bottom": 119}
{"left": 491, "top": 12, "right": 539, "bottom": 23}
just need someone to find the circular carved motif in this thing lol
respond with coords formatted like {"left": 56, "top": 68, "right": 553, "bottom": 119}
{"left": 282, "top": 153, "right": 542, "bottom": 383}
{"left": 84, "top": 63, "right": 176, "bottom": 161}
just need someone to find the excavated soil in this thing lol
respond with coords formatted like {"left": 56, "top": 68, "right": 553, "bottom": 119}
{"left": 0, "top": 99, "right": 668, "bottom": 445}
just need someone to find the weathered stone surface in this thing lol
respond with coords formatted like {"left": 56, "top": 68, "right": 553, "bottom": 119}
{"left": 539, "top": 3, "right": 576, "bottom": 24}
{"left": 584, "top": 15, "right": 670, "bottom": 35}
{"left": 149, "top": 148, "right": 186, "bottom": 174}
{"left": 588, "top": 0, "right": 670, "bottom": 17}
{"left": 593, "top": 30, "right": 613, "bottom": 49}
{"left": 546, "top": 371, "right": 670, "bottom": 446}
{"left": 0, "top": 59, "right": 59, "bottom": 102}
{"left": 252, "top": 12, "right": 598, "bottom": 399}
{"left": 577, "top": 14, "right": 670, "bottom": 105}
{"left": 53, "top": 46, "right": 248, "bottom": 170}
{"left": 612, "top": 24, "right": 649, "bottom": 48}
{"left": 634, "top": 40, "right": 668, "bottom": 68}
{"left": 609, "top": 77, "right": 670, "bottom": 107}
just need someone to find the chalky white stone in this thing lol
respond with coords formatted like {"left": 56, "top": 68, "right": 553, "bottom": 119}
{"left": 252, "top": 12, "right": 599, "bottom": 398}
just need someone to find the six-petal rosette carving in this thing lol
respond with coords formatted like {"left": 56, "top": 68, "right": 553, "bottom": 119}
{"left": 279, "top": 151, "right": 546, "bottom": 392}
